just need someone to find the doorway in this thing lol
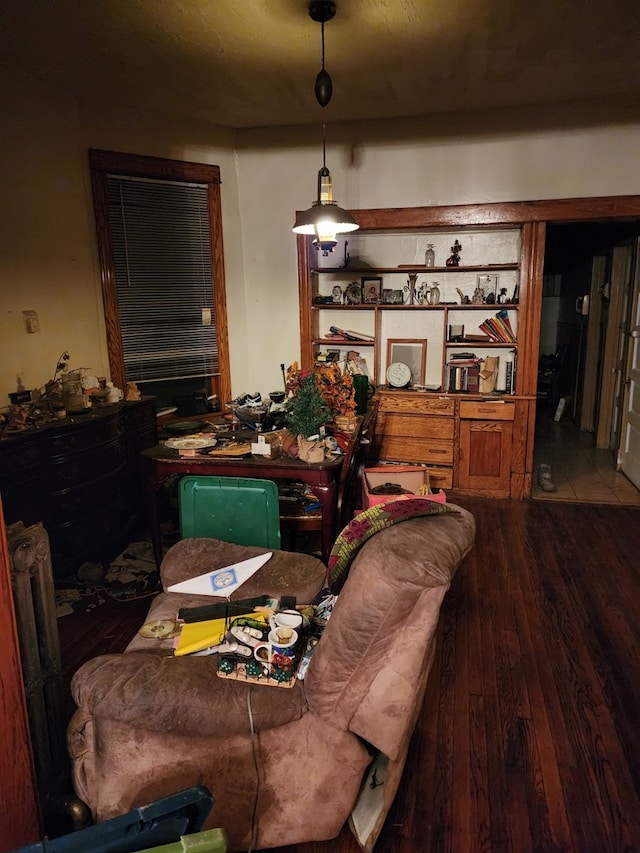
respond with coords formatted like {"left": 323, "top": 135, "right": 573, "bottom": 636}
{"left": 532, "top": 220, "right": 640, "bottom": 505}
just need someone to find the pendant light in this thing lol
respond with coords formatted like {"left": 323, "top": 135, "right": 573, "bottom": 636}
{"left": 292, "top": 0, "right": 359, "bottom": 255}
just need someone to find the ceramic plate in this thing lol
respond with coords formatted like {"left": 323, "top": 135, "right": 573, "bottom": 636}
{"left": 164, "top": 436, "right": 218, "bottom": 450}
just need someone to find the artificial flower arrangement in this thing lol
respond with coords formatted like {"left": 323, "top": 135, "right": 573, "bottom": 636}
{"left": 283, "top": 361, "right": 356, "bottom": 461}
{"left": 285, "top": 361, "right": 355, "bottom": 425}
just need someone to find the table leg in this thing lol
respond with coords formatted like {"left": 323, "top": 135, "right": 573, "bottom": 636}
{"left": 144, "top": 466, "right": 164, "bottom": 570}
{"left": 315, "top": 481, "right": 337, "bottom": 563}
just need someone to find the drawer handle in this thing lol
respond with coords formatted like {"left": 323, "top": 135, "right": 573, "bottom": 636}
{"left": 431, "top": 449, "right": 447, "bottom": 454}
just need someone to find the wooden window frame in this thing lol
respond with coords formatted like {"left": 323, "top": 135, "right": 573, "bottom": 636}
{"left": 89, "top": 148, "right": 231, "bottom": 407}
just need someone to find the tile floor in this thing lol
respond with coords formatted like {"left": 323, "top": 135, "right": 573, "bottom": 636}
{"left": 532, "top": 404, "right": 640, "bottom": 505}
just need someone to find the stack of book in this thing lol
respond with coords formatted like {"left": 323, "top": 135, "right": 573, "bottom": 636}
{"left": 478, "top": 309, "right": 516, "bottom": 343}
{"left": 446, "top": 353, "right": 481, "bottom": 393}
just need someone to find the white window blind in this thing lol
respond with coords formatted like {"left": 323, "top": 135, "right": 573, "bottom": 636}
{"left": 106, "top": 175, "right": 219, "bottom": 383}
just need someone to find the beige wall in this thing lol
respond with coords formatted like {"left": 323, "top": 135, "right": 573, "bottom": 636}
{"left": 2, "top": 62, "right": 640, "bottom": 403}
{"left": 0, "top": 65, "right": 242, "bottom": 402}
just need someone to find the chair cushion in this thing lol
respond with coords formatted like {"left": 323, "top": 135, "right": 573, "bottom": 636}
{"left": 70, "top": 652, "right": 308, "bottom": 738}
{"left": 161, "top": 537, "right": 326, "bottom": 603}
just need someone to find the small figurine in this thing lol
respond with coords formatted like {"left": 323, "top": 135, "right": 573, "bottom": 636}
{"left": 471, "top": 283, "right": 485, "bottom": 305}
{"left": 446, "top": 239, "right": 462, "bottom": 267}
{"left": 497, "top": 287, "right": 509, "bottom": 304}
{"left": 125, "top": 381, "right": 141, "bottom": 401}
{"left": 456, "top": 287, "right": 470, "bottom": 305}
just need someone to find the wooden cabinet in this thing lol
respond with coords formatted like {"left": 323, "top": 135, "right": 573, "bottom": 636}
{"left": 296, "top": 206, "right": 544, "bottom": 499}
{"left": 0, "top": 398, "right": 157, "bottom": 578}
{"left": 457, "top": 400, "right": 515, "bottom": 496}
{"left": 376, "top": 391, "right": 454, "bottom": 489}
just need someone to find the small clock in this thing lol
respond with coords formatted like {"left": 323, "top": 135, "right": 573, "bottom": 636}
{"left": 386, "top": 361, "right": 412, "bottom": 388}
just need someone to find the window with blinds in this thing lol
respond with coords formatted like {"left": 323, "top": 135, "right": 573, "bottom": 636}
{"left": 106, "top": 176, "right": 218, "bottom": 384}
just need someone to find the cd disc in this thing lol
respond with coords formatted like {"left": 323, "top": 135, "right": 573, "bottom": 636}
{"left": 139, "top": 619, "right": 179, "bottom": 639}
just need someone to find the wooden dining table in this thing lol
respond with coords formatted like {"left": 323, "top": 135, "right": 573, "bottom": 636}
{"left": 140, "top": 423, "right": 362, "bottom": 567}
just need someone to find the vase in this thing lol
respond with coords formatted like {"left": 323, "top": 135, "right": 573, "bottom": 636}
{"left": 424, "top": 243, "right": 435, "bottom": 267}
{"left": 428, "top": 282, "right": 441, "bottom": 305}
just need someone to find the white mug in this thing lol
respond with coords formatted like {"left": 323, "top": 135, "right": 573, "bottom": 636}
{"left": 107, "top": 384, "right": 124, "bottom": 403}
{"left": 268, "top": 609, "right": 303, "bottom": 633}
{"left": 253, "top": 627, "right": 299, "bottom": 663}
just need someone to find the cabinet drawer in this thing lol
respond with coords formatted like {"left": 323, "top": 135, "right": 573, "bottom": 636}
{"left": 45, "top": 413, "right": 121, "bottom": 457}
{"left": 0, "top": 436, "right": 44, "bottom": 478}
{"left": 382, "top": 413, "right": 454, "bottom": 441}
{"left": 123, "top": 399, "right": 157, "bottom": 431}
{"left": 379, "top": 435, "right": 454, "bottom": 465}
{"left": 49, "top": 503, "right": 131, "bottom": 568}
{"left": 378, "top": 395, "right": 455, "bottom": 416}
{"left": 47, "top": 437, "right": 126, "bottom": 490}
{"left": 426, "top": 467, "right": 453, "bottom": 490}
{"left": 47, "top": 464, "right": 126, "bottom": 523}
{"left": 459, "top": 401, "right": 515, "bottom": 421}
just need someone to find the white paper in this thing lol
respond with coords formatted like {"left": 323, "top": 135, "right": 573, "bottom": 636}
{"left": 167, "top": 553, "right": 272, "bottom": 597}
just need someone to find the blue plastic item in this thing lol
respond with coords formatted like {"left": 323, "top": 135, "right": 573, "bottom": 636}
{"left": 179, "top": 476, "right": 281, "bottom": 549}
{"left": 11, "top": 786, "right": 214, "bottom": 853}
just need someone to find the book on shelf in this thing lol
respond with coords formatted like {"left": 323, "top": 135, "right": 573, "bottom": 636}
{"left": 316, "top": 349, "right": 341, "bottom": 363}
{"left": 463, "top": 333, "right": 492, "bottom": 343}
{"left": 504, "top": 348, "right": 517, "bottom": 394}
{"left": 478, "top": 309, "right": 516, "bottom": 343}
{"left": 446, "top": 355, "right": 481, "bottom": 393}
{"left": 327, "top": 325, "right": 375, "bottom": 342}
{"left": 346, "top": 351, "right": 370, "bottom": 378}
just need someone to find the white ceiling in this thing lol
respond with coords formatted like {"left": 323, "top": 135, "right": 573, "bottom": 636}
{"left": 1, "top": 0, "right": 640, "bottom": 130}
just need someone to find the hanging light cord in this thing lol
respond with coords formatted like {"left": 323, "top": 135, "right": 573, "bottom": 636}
{"left": 322, "top": 122, "right": 327, "bottom": 169}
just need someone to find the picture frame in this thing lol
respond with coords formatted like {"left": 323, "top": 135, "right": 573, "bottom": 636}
{"left": 386, "top": 338, "right": 428, "bottom": 385}
{"left": 344, "top": 281, "right": 363, "bottom": 305}
{"left": 362, "top": 276, "right": 382, "bottom": 304}
{"left": 476, "top": 273, "right": 499, "bottom": 303}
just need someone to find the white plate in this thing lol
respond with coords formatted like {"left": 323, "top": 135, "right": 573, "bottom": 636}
{"left": 164, "top": 436, "right": 218, "bottom": 450}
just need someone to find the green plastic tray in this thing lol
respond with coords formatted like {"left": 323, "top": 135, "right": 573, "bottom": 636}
{"left": 179, "top": 475, "right": 281, "bottom": 549}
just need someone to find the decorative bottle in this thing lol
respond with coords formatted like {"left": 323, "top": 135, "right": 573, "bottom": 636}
{"left": 424, "top": 243, "right": 435, "bottom": 267}
{"left": 428, "top": 281, "right": 441, "bottom": 305}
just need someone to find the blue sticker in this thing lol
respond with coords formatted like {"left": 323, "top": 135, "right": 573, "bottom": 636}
{"left": 210, "top": 568, "right": 238, "bottom": 591}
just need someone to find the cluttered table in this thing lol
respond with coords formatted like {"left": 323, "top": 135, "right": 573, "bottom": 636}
{"left": 141, "top": 417, "right": 362, "bottom": 567}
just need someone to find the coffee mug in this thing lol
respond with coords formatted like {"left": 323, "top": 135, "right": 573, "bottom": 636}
{"left": 253, "top": 627, "right": 299, "bottom": 664}
{"left": 268, "top": 609, "right": 303, "bottom": 633}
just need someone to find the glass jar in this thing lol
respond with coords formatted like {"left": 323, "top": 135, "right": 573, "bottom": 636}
{"left": 428, "top": 281, "right": 441, "bottom": 305}
{"left": 425, "top": 243, "right": 435, "bottom": 267}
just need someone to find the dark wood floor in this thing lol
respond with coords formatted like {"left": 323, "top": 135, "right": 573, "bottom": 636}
{"left": 58, "top": 496, "right": 640, "bottom": 852}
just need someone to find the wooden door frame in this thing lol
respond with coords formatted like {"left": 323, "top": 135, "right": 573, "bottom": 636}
{"left": 580, "top": 255, "right": 607, "bottom": 432}
{"left": 0, "top": 500, "right": 42, "bottom": 847}
{"left": 596, "top": 245, "right": 633, "bottom": 448}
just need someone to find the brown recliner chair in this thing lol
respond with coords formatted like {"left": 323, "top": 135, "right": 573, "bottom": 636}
{"left": 67, "top": 504, "right": 475, "bottom": 851}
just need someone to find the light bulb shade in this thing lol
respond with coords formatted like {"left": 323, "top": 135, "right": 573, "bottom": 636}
{"left": 292, "top": 202, "right": 359, "bottom": 235}
{"left": 292, "top": 166, "right": 359, "bottom": 241}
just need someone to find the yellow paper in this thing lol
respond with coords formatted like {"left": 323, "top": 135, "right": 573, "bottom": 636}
{"left": 174, "top": 612, "right": 267, "bottom": 656}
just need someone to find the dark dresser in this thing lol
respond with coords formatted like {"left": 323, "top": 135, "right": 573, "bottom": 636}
{"left": 0, "top": 398, "right": 157, "bottom": 578}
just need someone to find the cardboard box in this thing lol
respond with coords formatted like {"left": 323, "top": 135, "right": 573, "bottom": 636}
{"left": 363, "top": 466, "right": 447, "bottom": 508}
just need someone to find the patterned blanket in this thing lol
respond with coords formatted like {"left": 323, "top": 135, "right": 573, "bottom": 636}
{"left": 326, "top": 497, "right": 457, "bottom": 593}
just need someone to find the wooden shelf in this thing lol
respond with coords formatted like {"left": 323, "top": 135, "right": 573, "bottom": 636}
{"left": 311, "top": 263, "right": 519, "bottom": 274}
